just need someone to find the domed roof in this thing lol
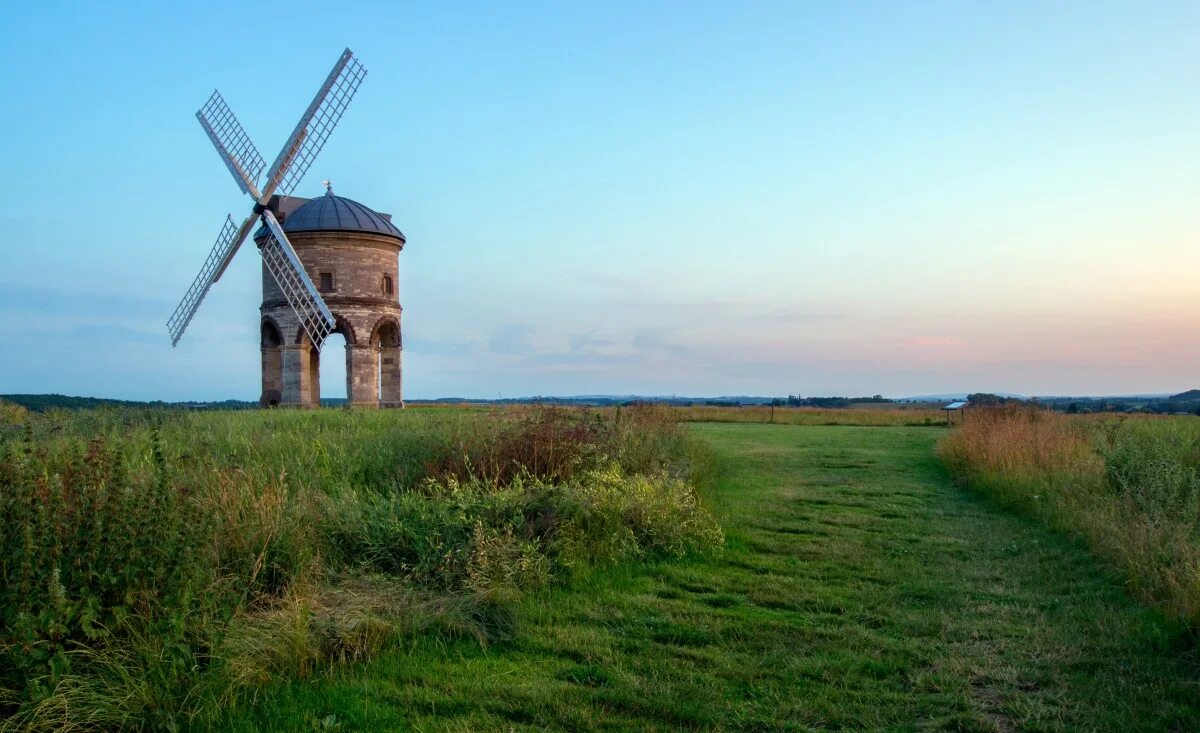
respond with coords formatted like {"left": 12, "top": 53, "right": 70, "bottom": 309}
{"left": 256, "top": 189, "right": 405, "bottom": 243}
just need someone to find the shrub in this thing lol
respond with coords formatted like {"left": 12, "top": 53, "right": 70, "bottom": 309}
{"left": 0, "top": 435, "right": 215, "bottom": 699}
{"left": 0, "top": 428, "right": 325, "bottom": 728}
{"left": 562, "top": 464, "right": 725, "bottom": 561}
{"left": 425, "top": 407, "right": 610, "bottom": 485}
{"left": 325, "top": 464, "right": 722, "bottom": 595}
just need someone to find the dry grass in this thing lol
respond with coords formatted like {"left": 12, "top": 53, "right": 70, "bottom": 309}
{"left": 939, "top": 405, "right": 1200, "bottom": 625}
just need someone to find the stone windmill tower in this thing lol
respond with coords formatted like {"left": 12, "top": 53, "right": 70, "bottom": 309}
{"left": 166, "top": 49, "right": 406, "bottom": 408}
{"left": 256, "top": 185, "right": 405, "bottom": 407}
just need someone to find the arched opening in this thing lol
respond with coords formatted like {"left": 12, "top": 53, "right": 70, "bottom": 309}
{"left": 318, "top": 331, "right": 349, "bottom": 406}
{"left": 373, "top": 318, "right": 402, "bottom": 406}
{"left": 262, "top": 320, "right": 282, "bottom": 346}
{"left": 260, "top": 319, "right": 283, "bottom": 407}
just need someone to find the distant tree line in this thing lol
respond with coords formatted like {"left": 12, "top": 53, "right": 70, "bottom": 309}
{"left": 1043, "top": 395, "right": 1200, "bottom": 416}
{"left": 769, "top": 395, "right": 891, "bottom": 408}
{"left": 965, "top": 391, "right": 1200, "bottom": 416}
{"left": 965, "top": 393, "right": 1017, "bottom": 407}
{"left": 1, "top": 394, "right": 257, "bottom": 412}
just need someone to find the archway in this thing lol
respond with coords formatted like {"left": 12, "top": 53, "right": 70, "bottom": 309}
{"left": 372, "top": 317, "right": 402, "bottom": 406}
{"left": 260, "top": 319, "right": 283, "bottom": 407}
{"left": 315, "top": 333, "right": 346, "bottom": 405}
{"left": 316, "top": 319, "right": 356, "bottom": 406}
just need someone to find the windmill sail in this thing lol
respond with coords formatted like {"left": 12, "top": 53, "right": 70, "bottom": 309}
{"left": 196, "top": 91, "right": 266, "bottom": 198}
{"left": 167, "top": 215, "right": 252, "bottom": 346}
{"left": 168, "top": 48, "right": 365, "bottom": 347}
{"left": 257, "top": 209, "right": 335, "bottom": 347}
{"left": 262, "top": 48, "right": 367, "bottom": 199}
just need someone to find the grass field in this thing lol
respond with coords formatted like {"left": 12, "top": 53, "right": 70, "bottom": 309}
{"left": 218, "top": 423, "right": 1200, "bottom": 731}
{"left": 671, "top": 405, "right": 946, "bottom": 427}
{"left": 941, "top": 407, "right": 1200, "bottom": 625}
{"left": 0, "top": 406, "right": 719, "bottom": 730}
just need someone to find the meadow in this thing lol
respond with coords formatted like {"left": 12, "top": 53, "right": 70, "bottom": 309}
{"left": 222, "top": 423, "right": 1199, "bottom": 730}
{"left": 0, "top": 404, "right": 721, "bottom": 731}
{"left": 2, "top": 403, "right": 1199, "bottom": 731}
{"left": 940, "top": 405, "right": 1200, "bottom": 625}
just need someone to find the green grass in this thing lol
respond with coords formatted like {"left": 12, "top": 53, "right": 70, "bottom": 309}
{"left": 940, "top": 408, "right": 1200, "bottom": 623}
{"left": 219, "top": 424, "right": 1200, "bottom": 732}
{"left": 0, "top": 405, "right": 718, "bottom": 730}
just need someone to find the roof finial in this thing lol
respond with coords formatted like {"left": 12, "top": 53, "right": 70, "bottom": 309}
{"left": 322, "top": 179, "right": 333, "bottom": 195}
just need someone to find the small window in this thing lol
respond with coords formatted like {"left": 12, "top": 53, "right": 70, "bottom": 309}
{"left": 381, "top": 274, "right": 394, "bottom": 296}
{"left": 319, "top": 272, "right": 334, "bottom": 292}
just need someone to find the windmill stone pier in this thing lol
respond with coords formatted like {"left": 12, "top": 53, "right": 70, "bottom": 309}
{"left": 256, "top": 187, "right": 404, "bottom": 408}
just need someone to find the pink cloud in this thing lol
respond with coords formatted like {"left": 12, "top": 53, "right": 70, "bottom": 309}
{"left": 908, "top": 337, "right": 965, "bottom": 348}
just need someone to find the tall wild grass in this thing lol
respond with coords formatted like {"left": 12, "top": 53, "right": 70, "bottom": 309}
{"left": 0, "top": 404, "right": 721, "bottom": 731}
{"left": 939, "top": 405, "right": 1200, "bottom": 626}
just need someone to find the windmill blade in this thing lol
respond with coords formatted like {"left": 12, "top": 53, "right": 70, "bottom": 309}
{"left": 196, "top": 90, "right": 267, "bottom": 198}
{"left": 261, "top": 48, "right": 366, "bottom": 199}
{"left": 258, "top": 209, "right": 336, "bottom": 347}
{"left": 167, "top": 214, "right": 255, "bottom": 346}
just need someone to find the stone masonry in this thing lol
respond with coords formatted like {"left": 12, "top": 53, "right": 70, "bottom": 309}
{"left": 257, "top": 194, "right": 404, "bottom": 408}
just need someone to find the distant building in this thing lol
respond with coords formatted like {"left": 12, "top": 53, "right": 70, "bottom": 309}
{"left": 942, "top": 401, "right": 967, "bottom": 425}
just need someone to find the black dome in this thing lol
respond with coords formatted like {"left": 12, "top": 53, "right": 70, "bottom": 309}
{"left": 256, "top": 190, "right": 405, "bottom": 242}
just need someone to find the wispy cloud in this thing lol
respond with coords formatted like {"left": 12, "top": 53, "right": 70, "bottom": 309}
{"left": 569, "top": 330, "right": 612, "bottom": 354}
{"left": 488, "top": 324, "right": 536, "bottom": 355}
{"left": 631, "top": 327, "right": 694, "bottom": 359}
{"left": 405, "top": 335, "right": 476, "bottom": 356}
{"left": 63, "top": 324, "right": 163, "bottom": 345}
{"left": 0, "top": 283, "right": 169, "bottom": 318}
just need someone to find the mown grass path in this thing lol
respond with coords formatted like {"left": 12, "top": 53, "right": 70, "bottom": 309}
{"left": 226, "top": 425, "right": 1199, "bottom": 731}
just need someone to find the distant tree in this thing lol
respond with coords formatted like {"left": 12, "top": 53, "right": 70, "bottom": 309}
{"left": 966, "top": 393, "right": 1011, "bottom": 407}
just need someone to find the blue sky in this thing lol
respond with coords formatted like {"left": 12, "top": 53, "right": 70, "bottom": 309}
{"left": 1, "top": 2, "right": 1198, "bottom": 400}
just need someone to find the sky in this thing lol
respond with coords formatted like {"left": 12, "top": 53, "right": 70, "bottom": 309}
{"left": 1, "top": 1, "right": 1198, "bottom": 400}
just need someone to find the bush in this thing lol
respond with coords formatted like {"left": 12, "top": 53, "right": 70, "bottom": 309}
{"left": 326, "top": 463, "right": 722, "bottom": 595}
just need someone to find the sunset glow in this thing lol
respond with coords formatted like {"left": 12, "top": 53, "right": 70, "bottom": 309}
{"left": 1, "top": 2, "right": 1197, "bottom": 399}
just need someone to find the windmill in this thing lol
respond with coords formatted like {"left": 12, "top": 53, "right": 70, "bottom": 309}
{"left": 166, "top": 48, "right": 367, "bottom": 348}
